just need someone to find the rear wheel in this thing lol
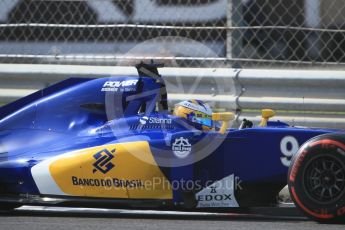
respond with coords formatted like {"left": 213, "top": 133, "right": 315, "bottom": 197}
{"left": 288, "top": 135, "right": 345, "bottom": 223}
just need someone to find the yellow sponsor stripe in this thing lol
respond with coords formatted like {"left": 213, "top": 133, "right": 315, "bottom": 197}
{"left": 49, "top": 141, "right": 172, "bottom": 199}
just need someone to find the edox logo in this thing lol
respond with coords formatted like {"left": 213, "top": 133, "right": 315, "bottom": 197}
{"left": 93, "top": 149, "right": 115, "bottom": 174}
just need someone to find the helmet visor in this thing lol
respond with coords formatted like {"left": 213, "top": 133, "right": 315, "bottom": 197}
{"left": 191, "top": 111, "right": 212, "bottom": 128}
{"left": 195, "top": 117, "right": 213, "bottom": 128}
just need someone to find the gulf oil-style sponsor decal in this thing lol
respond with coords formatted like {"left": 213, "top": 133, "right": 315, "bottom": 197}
{"left": 101, "top": 80, "right": 138, "bottom": 92}
{"left": 196, "top": 174, "right": 239, "bottom": 208}
{"left": 32, "top": 141, "right": 172, "bottom": 199}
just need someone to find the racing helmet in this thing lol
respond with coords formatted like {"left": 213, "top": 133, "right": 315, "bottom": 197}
{"left": 173, "top": 100, "right": 213, "bottom": 131}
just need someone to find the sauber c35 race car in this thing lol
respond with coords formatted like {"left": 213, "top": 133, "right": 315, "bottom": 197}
{"left": 0, "top": 63, "right": 344, "bottom": 223}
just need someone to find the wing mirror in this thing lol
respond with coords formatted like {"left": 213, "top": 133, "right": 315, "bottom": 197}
{"left": 259, "top": 109, "right": 275, "bottom": 127}
{"left": 212, "top": 112, "right": 235, "bottom": 134}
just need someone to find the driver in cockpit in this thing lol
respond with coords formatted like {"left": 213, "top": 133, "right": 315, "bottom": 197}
{"left": 173, "top": 99, "right": 213, "bottom": 131}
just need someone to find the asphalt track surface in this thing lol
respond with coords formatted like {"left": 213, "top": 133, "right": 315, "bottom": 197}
{"left": 0, "top": 206, "right": 344, "bottom": 230}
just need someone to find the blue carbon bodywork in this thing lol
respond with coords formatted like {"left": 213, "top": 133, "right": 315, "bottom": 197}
{"left": 0, "top": 66, "right": 343, "bottom": 208}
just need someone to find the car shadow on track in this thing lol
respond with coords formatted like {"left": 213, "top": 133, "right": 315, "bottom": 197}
{"left": 0, "top": 206, "right": 309, "bottom": 223}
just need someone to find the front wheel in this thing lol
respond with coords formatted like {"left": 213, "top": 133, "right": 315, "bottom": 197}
{"left": 287, "top": 134, "right": 345, "bottom": 223}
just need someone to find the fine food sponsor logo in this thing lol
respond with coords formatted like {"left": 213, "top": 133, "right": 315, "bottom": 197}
{"left": 172, "top": 137, "right": 192, "bottom": 158}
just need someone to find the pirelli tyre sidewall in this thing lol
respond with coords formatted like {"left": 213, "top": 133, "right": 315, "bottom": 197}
{"left": 288, "top": 134, "right": 345, "bottom": 222}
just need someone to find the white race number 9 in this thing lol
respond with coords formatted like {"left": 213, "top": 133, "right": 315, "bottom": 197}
{"left": 280, "top": 136, "right": 299, "bottom": 167}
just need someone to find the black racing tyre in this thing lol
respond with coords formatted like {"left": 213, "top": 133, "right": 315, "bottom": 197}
{"left": 288, "top": 134, "right": 345, "bottom": 223}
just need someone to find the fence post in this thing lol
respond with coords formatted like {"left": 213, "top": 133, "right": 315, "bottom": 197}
{"left": 227, "top": 0, "right": 242, "bottom": 65}
{"left": 304, "top": 0, "right": 321, "bottom": 59}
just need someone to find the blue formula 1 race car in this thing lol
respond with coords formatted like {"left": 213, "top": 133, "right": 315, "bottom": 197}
{"left": 0, "top": 62, "right": 344, "bottom": 223}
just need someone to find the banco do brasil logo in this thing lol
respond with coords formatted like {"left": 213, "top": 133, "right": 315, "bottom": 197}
{"left": 93, "top": 148, "right": 115, "bottom": 174}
